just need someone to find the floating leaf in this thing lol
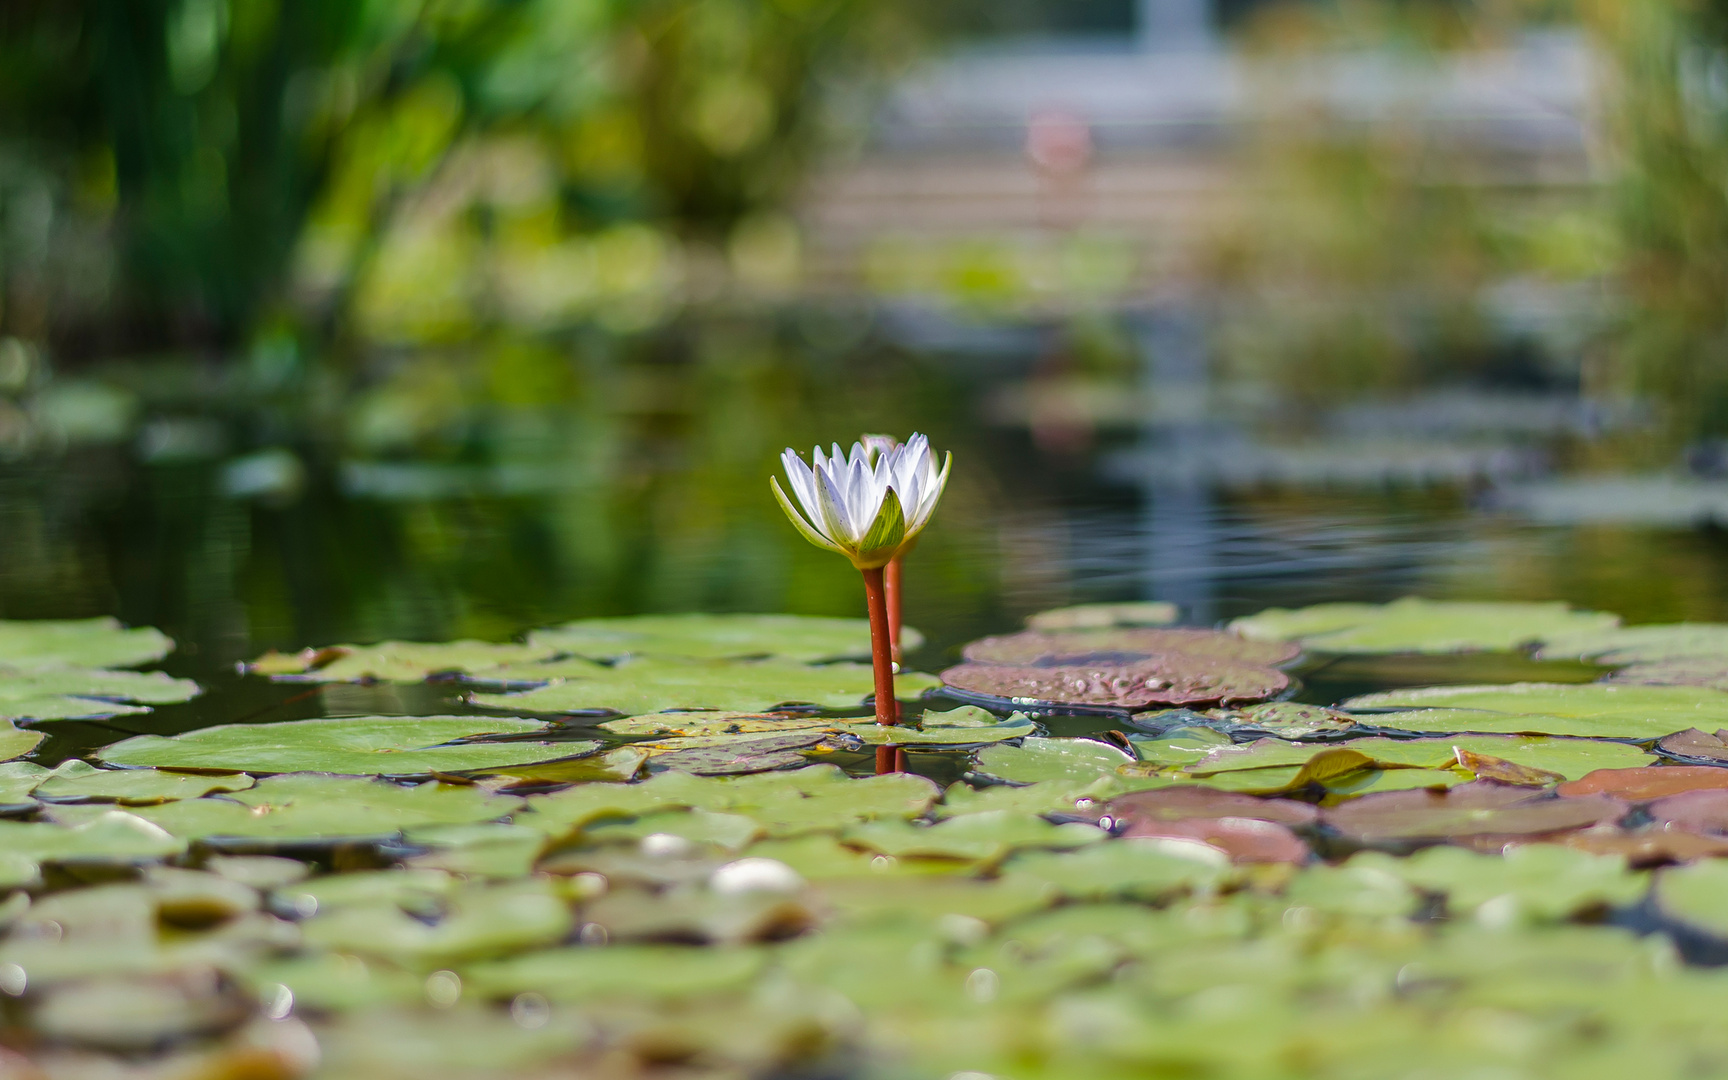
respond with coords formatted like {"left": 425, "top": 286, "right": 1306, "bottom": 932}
{"left": 0, "top": 668, "right": 200, "bottom": 723}
{"left": 473, "top": 655, "right": 939, "bottom": 715}
{"left": 1452, "top": 750, "right": 1564, "bottom": 788}
{"left": 1537, "top": 623, "right": 1728, "bottom": 664}
{"left": 973, "top": 737, "right": 1135, "bottom": 784}
{"left": 313, "top": 1005, "right": 590, "bottom": 1076}
{"left": 1347, "top": 683, "right": 1728, "bottom": 739}
{"left": 402, "top": 823, "right": 547, "bottom": 878}
{"left": 598, "top": 711, "right": 830, "bottom": 737}
{"left": 834, "top": 708, "right": 1038, "bottom": 746}
{"left": 0, "top": 720, "right": 44, "bottom": 763}
{"left": 1282, "top": 856, "right": 1417, "bottom": 917}
{"left": 938, "top": 779, "right": 1107, "bottom": 820}
{"left": 528, "top": 613, "right": 921, "bottom": 662}
{"left": 243, "top": 640, "right": 558, "bottom": 683}
{"left": 841, "top": 811, "right": 1104, "bottom": 862}
{"left": 1000, "top": 837, "right": 1230, "bottom": 900}
{"left": 462, "top": 945, "right": 765, "bottom": 1003}
{"left": 0, "top": 811, "right": 185, "bottom": 864}
{"left": 0, "top": 618, "right": 174, "bottom": 670}
{"left": 97, "top": 716, "right": 591, "bottom": 776}
{"left": 1026, "top": 602, "right": 1179, "bottom": 631}
{"left": 57, "top": 774, "right": 524, "bottom": 845}
{"left": 584, "top": 809, "right": 763, "bottom": 851}
{"left": 1121, "top": 817, "right": 1310, "bottom": 864}
{"left": 1208, "top": 702, "right": 1356, "bottom": 738}
{"left": 646, "top": 732, "right": 823, "bottom": 776}
{"left": 1323, "top": 782, "right": 1625, "bottom": 844}
{"left": 1645, "top": 789, "right": 1728, "bottom": 835}
{"left": 1230, "top": 598, "right": 1618, "bottom": 654}
{"left": 0, "top": 761, "right": 47, "bottom": 807}
{"left": 1185, "top": 735, "right": 1647, "bottom": 782}
{"left": 303, "top": 879, "right": 574, "bottom": 966}
{"left": 34, "top": 761, "right": 254, "bottom": 804}
{"left": 1391, "top": 844, "right": 1645, "bottom": 921}
{"left": 1557, "top": 766, "right": 1728, "bottom": 800}
{"left": 1657, "top": 728, "right": 1728, "bottom": 764}
{"left": 282, "top": 868, "right": 458, "bottom": 914}
{"left": 1654, "top": 860, "right": 1728, "bottom": 939}
{"left": 487, "top": 747, "right": 648, "bottom": 785}
{"left": 942, "top": 658, "right": 1287, "bottom": 712}
{"left": 1124, "top": 726, "right": 1233, "bottom": 769}
{"left": 1106, "top": 786, "right": 1320, "bottom": 828}
{"left": 1560, "top": 830, "right": 1728, "bottom": 863}
{"left": 961, "top": 629, "right": 1298, "bottom": 668}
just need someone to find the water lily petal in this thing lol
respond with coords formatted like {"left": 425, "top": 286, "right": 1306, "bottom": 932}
{"left": 772, "top": 477, "right": 843, "bottom": 554}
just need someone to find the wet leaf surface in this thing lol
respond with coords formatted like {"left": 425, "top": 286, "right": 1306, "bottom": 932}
{"left": 1025, "top": 601, "right": 1179, "bottom": 631}
{"left": 971, "top": 737, "right": 1135, "bottom": 784}
{"left": 1323, "top": 782, "right": 1627, "bottom": 843}
{"left": 597, "top": 711, "right": 830, "bottom": 737}
{"left": 1645, "top": 789, "right": 1728, "bottom": 835}
{"left": 1104, "top": 786, "right": 1321, "bottom": 827}
{"left": 1390, "top": 844, "right": 1646, "bottom": 920}
{"left": 1184, "top": 734, "right": 1648, "bottom": 781}
{"left": 473, "top": 655, "right": 940, "bottom": 714}
{"left": 98, "top": 715, "right": 592, "bottom": 775}
{"left": 1658, "top": 728, "right": 1728, "bottom": 763}
{"left": 1000, "top": 837, "right": 1230, "bottom": 900}
{"left": 1120, "top": 816, "right": 1310, "bottom": 863}
{"left": 1207, "top": 701, "right": 1356, "bottom": 737}
{"left": 528, "top": 613, "right": 921, "bottom": 661}
{"left": 1230, "top": 598, "right": 1619, "bottom": 654}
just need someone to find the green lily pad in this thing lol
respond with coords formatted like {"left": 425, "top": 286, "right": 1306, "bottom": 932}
{"left": 834, "top": 707, "right": 1038, "bottom": 746}
{"left": 584, "top": 809, "right": 764, "bottom": 851}
{"left": 57, "top": 774, "right": 524, "bottom": 845}
{"left": 1281, "top": 856, "right": 1418, "bottom": 917}
{"left": 598, "top": 711, "right": 831, "bottom": 737}
{"left": 243, "top": 640, "right": 559, "bottom": 683}
{"left": 645, "top": 732, "right": 824, "bottom": 775}
{"left": 97, "top": 716, "right": 592, "bottom": 776}
{"left": 282, "top": 868, "right": 458, "bottom": 914}
{"left": 1185, "top": 735, "right": 1649, "bottom": 781}
{"left": 472, "top": 655, "right": 939, "bottom": 715}
{"left": 1654, "top": 859, "right": 1728, "bottom": 939}
{"left": 0, "top": 719, "right": 43, "bottom": 762}
{"left": 0, "top": 618, "right": 174, "bottom": 670}
{"left": 528, "top": 613, "right": 922, "bottom": 662}
{"left": 34, "top": 761, "right": 254, "bottom": 804}
{"left": 0, "top": 760, "right": 47, "bottom": 806}
{"left": 303, "top": 879, "right": 574, "bottom": 966}
{"left": 1346, "top": 683, "right": 1728, "bottom": 738}
{"left": 313, "top": 1005, "right": 591, "bottom": 1076}
{"left": 841, "top": 811, "right": 1105, "bottom": 862}
{"left": 973, "top": 737, "right": 1135, "bottom": 784}
{"left": 249, "top": 953, "right": 425, "bottom": 1012}
{"left": 402, "top": 823, "right": 547, "bottom": 878}
{"left": 1393, "top": 844, "right": 1645, "bottom": 921}
{"left": 937, "top": 778, "right": 1110, "bottom": 819}
{"left": 1230, "top": 598, "right": 1619, "bottom": 654}
{"left": 1125, "top": 726, "right": 1234, "bottom": 769}
{"left": 1322, "top": 782, "right": 1626, "bottom": 843}
{"left": 461, "top": 945, "right": 766, "bottom": 1003}
{"left": 1000, "top": 837, "right": 1230, "bottom": 900}
{"left": 0, "top": 668, "right": 200, "bottom": 723}
{"left": 1607, "top": 658, "right": 1728, "bottom": 691}
{"left": 1207, "top": 702, "right": 1357, "bottom": 738}
{"left": 1026, "top": 602, "right": 1180, "bottom": 631}
{"left": 0, "top": 811, "right": 185, "bottom": 864}
{"left": 1537, "top": 623, "right": 1728, "bottom": 663}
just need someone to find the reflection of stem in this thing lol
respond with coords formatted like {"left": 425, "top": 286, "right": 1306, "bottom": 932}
{"left": 885, "top": 557, "right": 904, "bottom": 665}
{"left": 861, "top": 564, "right": 899, "bottom": 775}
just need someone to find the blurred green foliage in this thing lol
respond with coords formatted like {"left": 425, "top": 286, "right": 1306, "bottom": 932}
{"left": 0, "top": 0, "right": 915, "bottom": 353}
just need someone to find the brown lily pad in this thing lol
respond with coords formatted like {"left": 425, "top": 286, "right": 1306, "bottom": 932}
{"left": 940, "top": 658, "right": 1288, "bottom": 711}
{"left": 648, "top": 733, "right": 828, "bottom": 776}
{"left": 961, "top": 628, "right": 1299, "bottom": 668}
{"left": 1657, "top": 728, "right": 1728, "bottom": 763}
{"left": 1120, "top": 816, "right": 1309, "bottom": 864}
{"left": 1557, "top": 766, "right": 1728, "bottom": 800}
{"left": 1323, "top": 782, "right": 1625, "bottom": 844}
{"left": 1558, "top": 829, "right": 1728, "bottom": 866}
{"left": 1104, "top": 786, "right": 1321, "bottom": 828}
{"left": 1454, "top": 749, "right": 1564, "bottom": 788}
{"left": 1647, "top": 789, "right": 1728, "bottom": 835}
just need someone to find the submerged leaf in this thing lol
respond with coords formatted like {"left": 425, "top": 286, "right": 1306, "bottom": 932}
{"left": 528, "top": 613, "right": 921, "bottom": 661}
{"left": 97, "top": 716, "right": 590, "bottom": 776}
{"left": 472, "top": 655, "right": 939, "bottom": 715}
{"left": 1230, "top": 598, "right": 1618, "bottom": 654}
{"left": 1026, "top": 602, "right": 1179, "bottom": 631}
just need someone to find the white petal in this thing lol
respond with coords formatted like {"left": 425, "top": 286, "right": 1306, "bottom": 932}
{"left": 816, "top": 461, "right": 856, "bottom": 543}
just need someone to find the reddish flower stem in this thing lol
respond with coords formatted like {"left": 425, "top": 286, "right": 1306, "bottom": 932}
{"left": 861, "top": 564, "right": 899, "bottom": 774}
{"left": 885, "top": 557, "right": 904, "bottom": 664}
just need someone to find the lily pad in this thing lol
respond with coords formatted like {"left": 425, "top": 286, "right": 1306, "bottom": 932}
{"left": 962, "top": 628, "right": 1298, "bottom": 668}
{"left": 1392, "top": 844, "right": 1645, "bottom": 921}
{"left": 62, "top": 774, "right": 524, "bottom": 845}
{"left": 1026, "top": 602, "right": 1179, "bottom": 631}
{"left": 941, "top": 657, "right": 1288, "bottom": 712}
{"left": 1229, "top": 598, "right": 1619, "bottom": 654}
{"left": 461, "top": 945, "right": 766, "bottom": 1003}
{"left": 402, "top": 823, "right": 548, "bottom": 878}
{"left": 1185, "top": 735, "right": 1648, "bottom": 782}
{"left": 527, "top": 613, "right": 922, "bottom": 662}
{"left": 973, "top": 737, "right": 1135, "bottom": 784}
{"left": 841, "top": 811, "right": 1105, "bottom": 862}
{"left": 1121, "top": 817, "right": 1310, "bottom": 864}
{"left": 34, "top": 761, "right": 254, "bottom": 804}
{"left": 1000, "top": 837, "right": 1230, "bottom": 900}
{"left": 1323, "top": 782, "right": 1626, "bottom": 844}
{"left": 646, "top": 732, "right": 824, "bottom": 776}
{"left": 1347, "top": 683, "right": 1728, "bottom": 739}
{"left": 584, "top": 809, "right": 763, "bottom": 851}
{"left": 472, "top": 655, "right": 940, "bottom": 715}
{"left": 1557, "top": 766, "right": 1728, "bottom": 800}
{"left": 937, "top": 778, "right": 1108, "bottom": 819}
{"left": 0, "top": 668, "right": 200, "bottom": 723}
{"left": 0, "top": 618, "right": 174, "bottom": 670}
{"left": 1537, "top": 622, "right": 1728, "bottom": 663}
{"left": 302, "top": 879, "right": 574, "bottom": 966}
{"left": 1654, "top": 860, "right": 1728, "bottom": 939}
{"left": 598, "top": 711, "right": 831, "bottom": 737}
{"left": 0, "top": 719, "right": 43, "bottom": 762}
{"left": 243, "top": 640, "right": 558, "bottom": 683}
{"left": 1608, "top": 659, "right": 1728, "bottom": 690}
{"left": 0, "top": 761, "right": 47, "bottom": 808}
{"left": 1644, "top": 789, "right": 1728, "bottom": 834}
{"left": 1124, "top": 726, "right": 1234, "bottom": 770}
{"left": 1208, "top": 702, "right": 1357, "bottom": 738}
{"left": 1105, "top": 786, "right": 1320, "bottom": 828}
{"left": 0, "top": 811, "right": 186, "bottom": 864}
{"left": 834, "top": 707, "right": 1038, "bottom": 746}
{"left": 1657, "top": 728, "right": 1728, "bottom": 764}
{"left": 97, "top": 716, "right": 592, "bottom": 776}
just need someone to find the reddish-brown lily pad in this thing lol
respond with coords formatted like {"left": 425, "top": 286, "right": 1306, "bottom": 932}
{"left": 1647, "top": 789, "right": 1728, "bottom": 835}
{"left": 1557, "top": 766, "right": 1728, "bottom": 801}
{"left": 940, "top": 658, "right": 1288, "bottom": 711}
{"left": 1323, "top": 782, "right": 1625, "bottom": 844}
{"left": 1558, "top": 829, "right": 1728, "bottom": 865}
{"left": 1657, "top": 729, "right": 1728, "bottom": 764}
{"left": 1104, "top": 786, "right": 1321, "bottom": 828}
{"left": 1120, "top": 816, "right": 1309, "bottom": 864}
{"left": 961, "top": 629, "right": 1299, "bottom": 668}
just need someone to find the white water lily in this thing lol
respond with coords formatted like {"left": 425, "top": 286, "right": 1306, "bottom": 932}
{"left": 772, "top": 433, "right": 951, "bottom": 569}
